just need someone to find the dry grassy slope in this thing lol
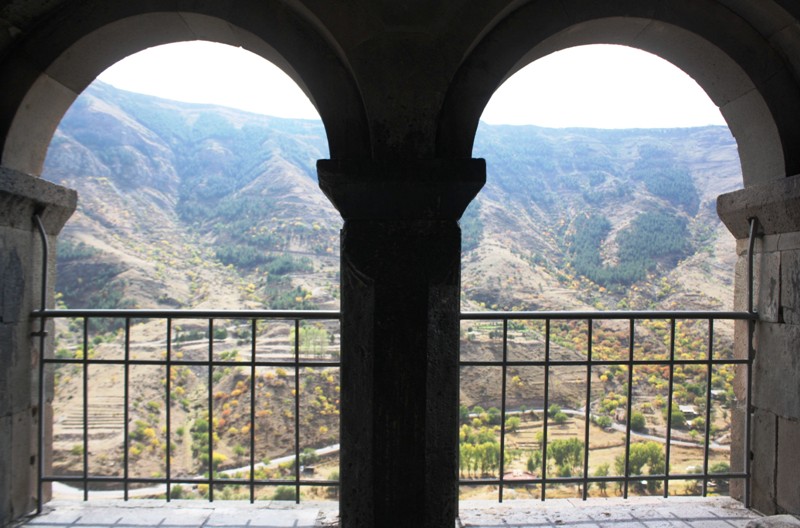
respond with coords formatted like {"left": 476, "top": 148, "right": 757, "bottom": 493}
{"left": 462, "top": 125, "right": 741, "bottom": 313}
{"left": 44, "top": 82, "right": 339, "bottom": 311}
{"left": 44, "top": 84, "right": 744, "bottom": 469}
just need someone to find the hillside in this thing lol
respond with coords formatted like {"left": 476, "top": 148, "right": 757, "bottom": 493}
{"left": 41, "top": 83, "right": 743, "bottom": 495}
{"left": 44, "top": 82, "right": 742, "bottom": 315}
{"left": 45, "top": 82, "right": 339, "bottom": 313}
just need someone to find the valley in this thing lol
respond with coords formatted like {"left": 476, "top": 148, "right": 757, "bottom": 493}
{"left": 42, "top": 81, "right": 744, "bottom": 501}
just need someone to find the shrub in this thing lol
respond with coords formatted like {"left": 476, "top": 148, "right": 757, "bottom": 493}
{"left": 630, "top": 411, "right": 647, "bottom": 432}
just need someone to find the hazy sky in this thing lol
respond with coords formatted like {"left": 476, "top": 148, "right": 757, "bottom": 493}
{"left": 98, "top": 41, "right": 726, "bottom": 129}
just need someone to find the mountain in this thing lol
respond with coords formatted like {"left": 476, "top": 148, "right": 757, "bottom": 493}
{"left": 45, "top": 82, "right": 338, "bottom": 312}
{"left": 43, "top": 82, "right": 741, "bottom": 314}
{"left": 40, "top": 82, "right": 743, "bottom": 489}
{"left": 466, "top": 123, "right": 740, "bottom": 312}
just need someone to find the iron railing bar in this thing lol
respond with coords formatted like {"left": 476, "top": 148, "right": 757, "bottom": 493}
{"left": 623, "top": 319, "right": 634, "bottom": 499}
{"left": 294, "top": 319, "right": 301, "bottom": 504}
{"left": 499, "top": 319, "right": 509, "bottom": 503}
{"left": 42, "top": 358, "right": 341, "bottom": 368}
{"left": 250, "top": 319, "right": 257, "bottom": 504}
{"left": 123, "top": 318, "right": 130, "bottom": 501}
{"left": 208, "top": 318, "right": 214, "bottom": 502}
{"left": 582, "top": 319, "right": 592, "bottom": 500}
{"left": 460, "top": 311, "right": 756, "bottom": 321}
{"left": 541, "top": 319, "right": 550, "bottom": 501}
{"left": 458, "top": 358, "right": 749, "bottom": 367}
{"left": 664, "top": 318, "right": 676, "bottom": 498}
{"left": 82, "top": 317, "right": 89, "bottom": 501}
{"left": 45, "top": 476, "right": 342, "bottom": 486}
{"left": 459, "top": 471, "right": 749, "bottom": 487}
{"left": 702, "top": 318, "right": 714, "bottom": 497}
{"left": 31, "top": 309, "right": 341, "bottom": 319}
{"left": 165, "top": 318, "right": 172, "bottom": 502}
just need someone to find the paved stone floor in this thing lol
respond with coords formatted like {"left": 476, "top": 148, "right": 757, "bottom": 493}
{"left": 14, "top": 497, "right": 760, "bottom": 528}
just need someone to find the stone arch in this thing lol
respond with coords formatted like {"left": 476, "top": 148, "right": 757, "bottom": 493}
{"left": 0, "top": 3, "right": 369, "bottom": 176}
{"left": 438, "top": 1, "right": 800, "bottom": 187}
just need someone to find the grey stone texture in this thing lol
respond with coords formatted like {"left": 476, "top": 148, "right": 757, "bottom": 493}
{"left": 752, "top": 408, "right": 778, "bottom": 514}
{"left": 748, "top": 515, "right": 800, "bottom": 528}
{"left": 320, "top": 159, "right": 484, "bottom": 528}
{"left": 782, "top": 249, "right": 800, "bottom": 325}
{"left": 721, "top": 169, "right": 800, "bottom": 516}
{"left": 6, "top": 1, "right": 800, "bottom": 526}
{"left": 0, "top": 168, "right": 74, "bottom": 527}
{"left": 14, "top": 497, "right": 763, "bottom": 528}
{"left": 753, "top": 323, "right": 800, "bottom": 421}
{"left": 718, "top": 174, "right": 800, "bottom": 239}
{"left": 776, "top": 418, "right": 800, "bottom": 513}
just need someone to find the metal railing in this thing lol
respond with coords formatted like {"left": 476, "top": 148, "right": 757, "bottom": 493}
{"left": 31, "top": 215, "right": 759, "bottom": 511}
{"left": 458, "top": 310, "right": 755, "bottom": 504}
{"left": 33, "top": 309, "right": 341, "bottom": 508}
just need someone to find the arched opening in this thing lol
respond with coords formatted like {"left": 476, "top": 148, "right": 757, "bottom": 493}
{"left": 36, "top": 40, "right": 343, "bottom": 502}
{"left": 0, "top": 9, "right": 369, "bottom": 176}
{"left": 439, "top": 14, "right": 798, "bottom": 187}
{"left": 458, "top": 43, "right": 745, "bottom": 500}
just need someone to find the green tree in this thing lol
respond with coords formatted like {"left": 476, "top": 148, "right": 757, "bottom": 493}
{"left": 505, "top": 416, "right": 521, "bottom": 432}
{"left": 553, "top": 411, "right": 569, "bottom": 425}
{"left": 710, "top": 462, "right": 730, "bottom": 492}
{"left": 548, "top": 438, "right": 584, "bottom": 476}
{"left": 594, "top": 463, "right": 610, "bottom": 495}
{"left": 273, "top": 485, "right": 297, "bottom": 501}
{"left": 486, "top": 407, "right": 502, "bottom": 425}
{"left": 526, "top": 450, "right": 542, "bottom": 474}
{"left": 630, "top": 411, "right": 647, "bottom": 432}
{"left": 614, "top": 441, "right": 665, "bottom": 493}
{"left": 666, "top": 404, "right": 687, "bottom": 429}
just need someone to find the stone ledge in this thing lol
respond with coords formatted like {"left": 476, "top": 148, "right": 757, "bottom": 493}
{"left": 718, "top": 174, "right": 800, "bottom": 238}
{"left": 0, "top": 166, "right": 76, "bottom": 234}
{"left": 747, "top": 515, "right": 800, "bottom": 528}
{"left": 317, "top": 158, "right": 485, "bottom": 221}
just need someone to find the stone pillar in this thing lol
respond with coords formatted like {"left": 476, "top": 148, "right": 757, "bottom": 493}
{"left": 0, "top": 167, "right": 76, "bottom": 526}
{"left": 318, "top": 159, "right": 484, "bottom": 528}
{"left": 718, "top": 174, "right": 800, "bottom": 515}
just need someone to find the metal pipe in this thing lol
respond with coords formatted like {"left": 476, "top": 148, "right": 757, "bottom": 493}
{"left": 33, "top": 213, "right": 48, "bottom": 513}
{"left": 745, "top": 216, "right": 758, "bottom": 508}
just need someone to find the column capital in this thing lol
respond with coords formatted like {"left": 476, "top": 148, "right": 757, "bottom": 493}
{"left": 0, "top": 166, "right": 77, "bottom": 234}
{"left": 717, "top": 173, "right": 800, "bottom": 238}
{"left": 317, "top": 158, "right": 485, "bottom": 221}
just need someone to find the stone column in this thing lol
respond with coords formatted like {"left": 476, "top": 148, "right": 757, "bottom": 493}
{"left": 318, "top": 159, "right": 484, "bottom": 528}
{"left": 0, "top": 167, "right": 76, "bottom": 526}
{"left": 718, "top": 174, "right": 800, "bottom": 515}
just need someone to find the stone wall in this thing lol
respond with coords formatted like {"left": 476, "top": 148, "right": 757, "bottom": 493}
{"left": 719, "top": 174, "right": 800, "bottom": 515}
{"left": 0, "top": 167, "right": 75, "bottom": 526}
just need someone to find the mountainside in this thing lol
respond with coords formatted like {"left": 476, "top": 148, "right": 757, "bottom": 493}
{"left": 44, "top": 82, "right": 742, "bottom": 315}
{"left": 465, "top": 122, "right": 741, "bottom": 312}
{"left": 40, "top": 83, "right": 744, "bottom": 492}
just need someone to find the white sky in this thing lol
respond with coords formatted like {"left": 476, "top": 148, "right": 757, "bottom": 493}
{"left": 97, "top": 41, "right": 726, "bottom": 129}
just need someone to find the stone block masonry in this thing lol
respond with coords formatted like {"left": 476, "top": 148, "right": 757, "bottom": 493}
{"left": 719, "top": 173, "right": 800, "bottom": 515}
{"left": 0, "top": 168, "right": 75, "bottom": 526}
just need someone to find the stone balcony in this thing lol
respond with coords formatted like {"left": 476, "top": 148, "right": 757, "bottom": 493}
{"left": 16, "top": 497, "right": 760, "bottom": 528}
